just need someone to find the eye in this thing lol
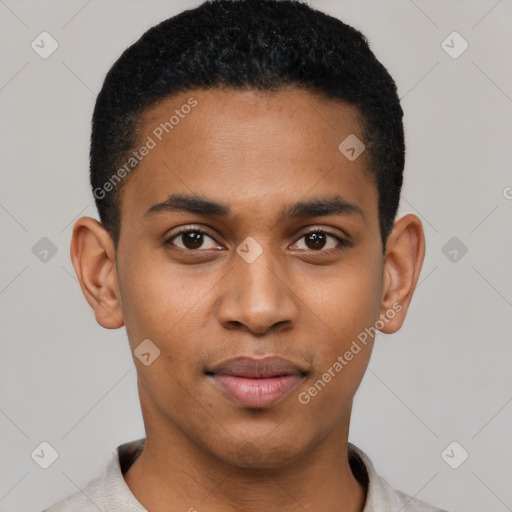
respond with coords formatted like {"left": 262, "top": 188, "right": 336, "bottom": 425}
{"left": 164, "top": 227, "right": 221, "bottom": 251}
{"left": 290, "top": 228, "right": 350, "bottom": 252}
{"left": 164, "top": 226, "right": 350, "bottom": 253}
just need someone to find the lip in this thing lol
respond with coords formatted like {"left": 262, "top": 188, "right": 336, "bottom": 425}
{"left": 207, "top": 356, "right": 307, "bottom": 409}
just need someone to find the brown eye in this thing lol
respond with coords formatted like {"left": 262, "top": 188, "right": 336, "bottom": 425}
{"left": 291, "top": 229, "right": 350, "bottom": 252}
{"left": 165, "top": 229, "right": 220, "bottom": 251}
{"left": 304, "top": 232, "right": 327, "bottom": 250}
{"left": 181, "top": 231, "right": 205, "bottom": 249}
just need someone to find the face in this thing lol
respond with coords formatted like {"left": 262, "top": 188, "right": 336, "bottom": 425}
{"left": 79, "top": 87, "right": 421, "bottom": 469}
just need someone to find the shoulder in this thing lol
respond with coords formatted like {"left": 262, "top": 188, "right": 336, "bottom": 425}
{"left": 42, "top": 476, "right": 104, "bottom": 512}
{"left": 41, "top": 439, "right": 146, "bottom": 512}
{"left": 348, "top": 443, "right": 450, "bottom": 512}
{"left": 376, "top": 478, "right": 450, "bottom": 512}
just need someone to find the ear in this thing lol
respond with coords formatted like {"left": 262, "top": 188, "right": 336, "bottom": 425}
{"left": 70, "top": 216, "right": 124, "bottom": 329}
{"left": 379, "top": 214, "right": 425, "bottom": 334}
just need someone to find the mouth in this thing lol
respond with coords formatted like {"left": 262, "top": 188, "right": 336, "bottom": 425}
{"left": 206, "top": 356, "right": 308, "bottom": 409}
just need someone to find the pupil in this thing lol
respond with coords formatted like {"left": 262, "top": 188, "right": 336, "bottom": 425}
{"left": 184, "top": 232, "right": 203, "bottom": 249}
{"left": 306, "top": 232, "right": 326, "bottom": 250}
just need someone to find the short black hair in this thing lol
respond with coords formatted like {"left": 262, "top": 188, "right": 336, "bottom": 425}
{"left": 90, "top": 0, "right": 404, "bottom": 250}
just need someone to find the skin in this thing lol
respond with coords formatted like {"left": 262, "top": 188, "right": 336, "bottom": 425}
{"left": 70, "top": 87, "right": 425, "bottom": 512}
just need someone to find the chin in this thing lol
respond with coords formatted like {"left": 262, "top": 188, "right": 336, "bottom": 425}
{"left": 210, "top": 436, "right": 305, "bottom": 470}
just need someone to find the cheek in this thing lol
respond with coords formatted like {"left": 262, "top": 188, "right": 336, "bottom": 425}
{"left": 118, "top": 260, "right": 215, "bottom": 396}
{"left": 119, "top": 265, "right": 205, "bottom": 412}
{"left": 297, "top": 292, "right": 378, "bottom": 420}
{"left": 305, "top": 258, "right": 382, "bottom": 345}
{"left": 299, "top": 255, "right": 382, "bottom": 398}
{"left": 119, "top": 254, "right": 197, "bottom": 344}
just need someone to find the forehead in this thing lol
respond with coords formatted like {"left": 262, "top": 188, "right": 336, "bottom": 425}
{"left": 121, "top": 87, "right": 376, "bottom": 223}
{"left": 138, "top": 87, "right": 367, "bottom": 162}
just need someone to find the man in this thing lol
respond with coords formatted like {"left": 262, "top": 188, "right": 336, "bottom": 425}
{"left": 44, "top": 1, "right": 449, "bottom": 510}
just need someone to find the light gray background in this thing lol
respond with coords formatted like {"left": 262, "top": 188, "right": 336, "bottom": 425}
{"left": 1, "top": 1, "right": 511, "bottom": 511}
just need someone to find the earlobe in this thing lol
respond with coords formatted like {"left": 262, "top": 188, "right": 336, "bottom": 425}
{"left": 70, "top": 216, "right": 124, "bottom": 329}
{"left": 379, "top": 214, "right": 425, "bottom": 334}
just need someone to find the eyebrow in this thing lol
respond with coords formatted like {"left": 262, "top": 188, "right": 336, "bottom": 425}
{"left": 143, "top": 193, "right": 365, "bottom": 222}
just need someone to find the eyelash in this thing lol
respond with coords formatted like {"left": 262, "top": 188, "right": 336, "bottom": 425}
{"left": 163, "top": 226, "right": 351, "bottom": 253}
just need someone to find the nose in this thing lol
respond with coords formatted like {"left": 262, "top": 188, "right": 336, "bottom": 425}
{"left": 216, "top": 247, "right": 299, "bottom": 336}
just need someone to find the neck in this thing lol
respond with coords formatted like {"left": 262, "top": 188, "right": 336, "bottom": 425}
{"left": 123, "top": 423, "right": 367, "bottom": 512}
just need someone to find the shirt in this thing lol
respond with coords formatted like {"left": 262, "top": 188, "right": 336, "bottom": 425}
{"left": 43, "top": 438, "right": 449, "bottom": 512}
